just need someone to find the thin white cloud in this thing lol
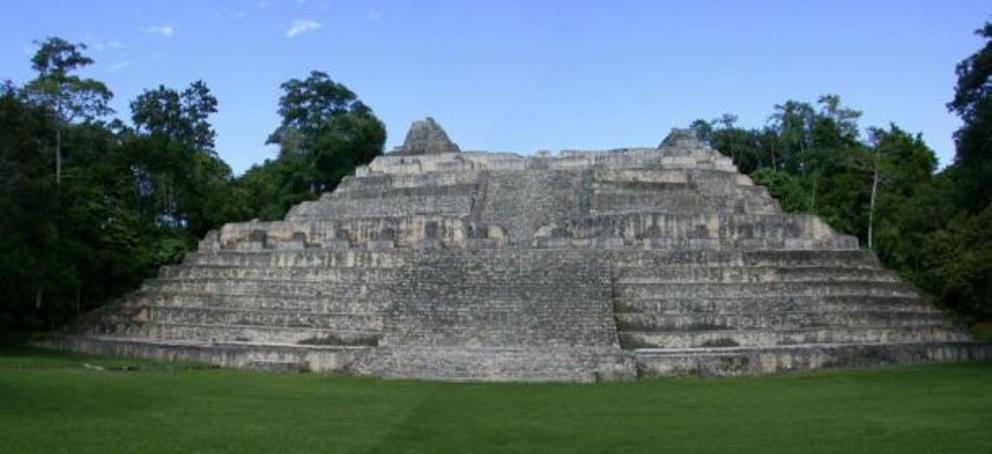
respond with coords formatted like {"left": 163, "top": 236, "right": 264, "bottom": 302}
{"left": 367, "top": 9, "right": 381, "bottom": 21}
{"left": 285, "top": 19, "right": 321, "bottom": 38}
{"left": 149, "top": 51, "right": 164, "bottom": 61}
{"left": 90, "top": 38, "right": 123, "bottom": 51}
{"left": 108, "top": 60, "right": 132, "bottom": 72}
{"left": 232, "top": 11, "right": 247, "bottom": 19}
{"left": 141, "top": 25, "right": 176, "bottom": 38}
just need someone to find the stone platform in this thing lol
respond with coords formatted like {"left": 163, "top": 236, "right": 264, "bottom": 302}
{"left": 43, "top": 120, "right": 991, "bottom": 381}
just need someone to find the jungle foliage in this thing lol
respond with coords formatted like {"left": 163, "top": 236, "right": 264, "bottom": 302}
{"left": 0, "top": 38, "right": 385, "bottom": 333}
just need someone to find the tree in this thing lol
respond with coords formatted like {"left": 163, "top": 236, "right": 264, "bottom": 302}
{"left": 230, "top": 157, "right": 315, "bottom": 221}
{"left": 268, "top": 71, "right": 386, "bottom": 194}
{"left": 863, "top": 125, "right": 936, "bottom": 252}
{"left": 0, "top": 89, "right": 59, "bottom": 330}
{"left": 127, "top": 81, "right": 231, "bottom": 236}
{"left": 947, "top": 21, "right": 992, "bottom": 213}
{"left": 131, "top": 81, "right": 218, "bottom": 151}
{"left": 919, "top": 208, "right": 992, "bottom": 319}
{"left": 814, "top": 94, "right": 862, "bottom": 147}
{"left": 268, "top": 71, "right": 358, "bottom": 148}
{"left": 309, "top": 103, "right": 386, "bottom": 190}
{"left": 751, "top": 168, "right": 809, "bottom": 212}
{"left": 769, "top": 100, "right": 816, "bottom": 174}
{"left": 22, "top": 37, "right": 113, "bottom": 185}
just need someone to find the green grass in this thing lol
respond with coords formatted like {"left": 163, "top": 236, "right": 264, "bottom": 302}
{"left": 1, "top": 348, "right": 990, "bottom": 453}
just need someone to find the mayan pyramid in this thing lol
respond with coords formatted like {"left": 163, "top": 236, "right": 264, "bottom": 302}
{"left": 48, "top": 118, "right": 990, "bottom": 381}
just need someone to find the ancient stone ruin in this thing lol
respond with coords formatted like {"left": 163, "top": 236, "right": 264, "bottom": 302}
{"left": 48, "top": 119, "right": 990, "bottom": 381}
{"left": 390, "top": 117, "right": 461, "bottom": 155}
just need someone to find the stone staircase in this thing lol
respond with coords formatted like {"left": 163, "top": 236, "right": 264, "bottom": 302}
{"left": 610, "top": 250, "right": 974, "bottom": 375}
{"left": 45, "top": 121, "right": 990, "bottom": 381}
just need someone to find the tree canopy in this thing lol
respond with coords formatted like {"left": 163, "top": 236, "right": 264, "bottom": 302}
{"left": 22, "top": 37, "right": 113, "bottom": 185}
{"left": 947, "top": 22, "right": 992, "bottom": 213}
{"left": 266, "top": 70, "right": 386, "bottom": 194}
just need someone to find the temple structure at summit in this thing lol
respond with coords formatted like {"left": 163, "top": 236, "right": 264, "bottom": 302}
{"left": 46, "top": 118, "right": 990, "bottom": 381}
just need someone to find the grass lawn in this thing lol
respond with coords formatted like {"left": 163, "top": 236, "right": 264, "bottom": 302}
{"left": 1, "top": 347, "right": 990, "bottom": 453}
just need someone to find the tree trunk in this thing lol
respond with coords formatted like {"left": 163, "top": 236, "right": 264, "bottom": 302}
{"left": 810, "top": 172, "right": 818, "bottom": 211}
{"left": 55, "top": 125, "right": 62, "bottom": 185}
{"left": 868, "top": 165, "right": 879, "bottom": 250}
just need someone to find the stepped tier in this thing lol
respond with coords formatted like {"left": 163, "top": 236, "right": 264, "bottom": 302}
{"left": 44, "top": 123, "right": 990, "bottom": 381}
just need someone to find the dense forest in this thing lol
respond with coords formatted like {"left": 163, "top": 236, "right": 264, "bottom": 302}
{"left": 1, "top": 22, "right": 990, "bottom": 338}
{"left": 0, "top": 38, "right": 385, "bottom": 334}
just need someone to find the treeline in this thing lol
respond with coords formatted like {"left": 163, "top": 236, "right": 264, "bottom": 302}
{"left": 692, "top": 22, "right": 992, "bottom": 324}
{"left": 2, "top": 22, "right": 991, "bottom": 335}
{"left": 0, "top": 38, "right": 385, "bottom": 333}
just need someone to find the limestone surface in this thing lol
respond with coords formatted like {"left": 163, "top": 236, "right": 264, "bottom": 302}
{"left": 46, "top": 121, "right": 991, "bottom": 382}
{"left": 390, "top": 117, "right": 460, "bottom": 155}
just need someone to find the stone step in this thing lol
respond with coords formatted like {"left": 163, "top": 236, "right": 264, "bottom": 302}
{"left": 244, "top": 360, "right": 311, "bottom": 372}
{"left": 568, "top": 212, "right": 843, "bottom": 243}
{"left": 183, "top": 250, "right": 409, "bottom": 268}
{"left": 145, "top": 306, "right": 383, "bottom": 331}
{"left": 332, "top": 171, "right": 483, "bottom": 195}
{"left": 591, "top": 181, "right": 751, "bottom": 197}
{"left": 616, "top": 281, "right": 918, "bottom": 300}
{"left": 185, "top": 245, "right": 880, "bottom": 267}
{"left": 591, "top": 193, "right": 749, "bottom": 215}
{"left": 633, "top": 341, "right": 992, "bottom": 377}
{"left": 743, "top": 250, "right": 877, "bottom": 267}
{"left": 359, "top": 346, "right": 636, "bottom": 382}
{"left": 534, "top": 236, "right": 857, "bottom": 251}
{"left": 619, "top": 326, "right": 969, "bottom": 349}
{"left": 591, "top": 178, "right": 754, "bottom": 195}
{"left": 211, "top": 216, "right": 475, "bottom": 251}
{"left": 40, "top": 334, "right": 375, "bottom": 374}
{"left": 615, "top": 311, "right": 952, "bottom": 332}
{"left": 128, "top": 292, "right": 384, "bottom": 313}
{"left": 556, "top": 152, "right": 738, "bottom": 173}
{"left": 142, "top": 278, "right": 384, "bottom": 298}
{"left": 327, "top": 183, "right": 480, "bottom": 202}
{"left": 590, "top": 166, "right": 740, "bottom": 183}
{"left": 158, "top": 265, "right": 404, "bottom": 282}
{"left": 590, "top": 187, "right": 778, "bottom": 215}
{"left": 614, "top": 295, "right": 937, "bottom": 315}
{"left": 288, "top": 194, "right": 474, "bottom": 220}
{"left": 611, "top": 249, "right": 880, "bottom": 268}
{"left": 616, "top": 266, "right": 901, "bottom": 284}
{"left": 121, "top": 322, "right": 382, "bottom": 346}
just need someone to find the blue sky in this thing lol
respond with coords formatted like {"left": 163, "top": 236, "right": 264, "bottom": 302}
{"left": 1, "top": 1, "right": 988, "bottom": 173}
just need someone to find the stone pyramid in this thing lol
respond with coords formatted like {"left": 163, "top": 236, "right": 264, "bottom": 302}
{"left": 48, "top": 119, "right": 990, "bottom": 381}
